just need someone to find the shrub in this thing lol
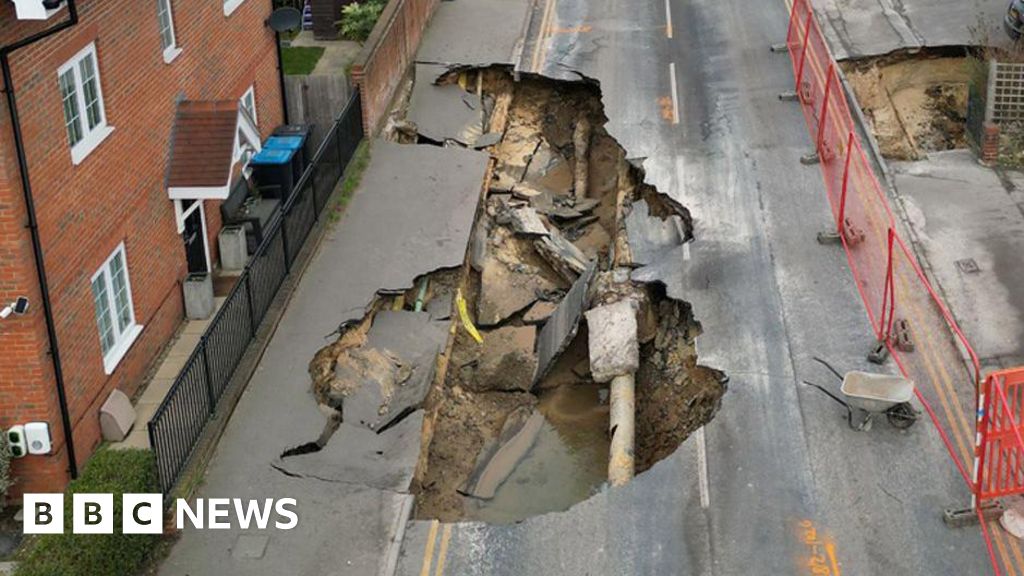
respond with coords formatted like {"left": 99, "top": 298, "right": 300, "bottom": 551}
{"left": 0, "top": 431, "right": 12, "bottom": 511}
{"left": 15, "top": 448, "right": 159, "bottom": 576}
{"left": 338, "top": 0, "right": 386, "bottom": 42}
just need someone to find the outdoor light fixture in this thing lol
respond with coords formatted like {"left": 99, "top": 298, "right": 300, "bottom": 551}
{"left": 0, "top": 296, "right": 30, "bottom": 319}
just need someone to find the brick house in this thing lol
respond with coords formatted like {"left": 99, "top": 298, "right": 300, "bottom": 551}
{"left": 0, "top": 0, "right": 284, "bottom": 497}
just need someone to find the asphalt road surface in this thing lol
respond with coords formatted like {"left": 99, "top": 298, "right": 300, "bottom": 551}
{"left": 396, "top": 0, "right": 1007, "bottom": 573}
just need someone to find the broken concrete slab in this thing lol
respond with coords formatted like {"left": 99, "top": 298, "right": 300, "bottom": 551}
{"left": 523, "top": 300, "right": 556, "bottom": 324}
{"left": 524, "top": 142, "right": 572, "bottom": 190}
{"left": 461, "top": 407, "right": 545, "bottom": 499}
{"left": 574, "top": 223, "right": 612, "bottom": 260}
{"left": 478, "top": 257, "right": 557, "bottom": 326}
{"left": 408, "top": 64, "right": 482, "bottom": 145}
{"left": 273, "top": 411, "right": 425, "bottom": 492}
{"left": 335, "top": 311, "right": 448, "bottom": 431}
{"left": 476, "top": 325, "right": 538, "bottom": 392}
{"left": 534, "top": 229, "right": 589, "bottom": 283}
{"left": 585, "top": 299, "right": 640, "bottom": 383}
{"left": 534, "top": 260, "right": 597, "bottom": 385}
{"left": 474, "top": 132, "right": 503, "bottom": 149}
{"left": 508, "top": 206, "right": 549, "bottom": 236}
{"left": 625, "top": 199, "right": 686, "bottom": 267}
{"left": 427, "top": 291, "right": 454, "bottom": 321}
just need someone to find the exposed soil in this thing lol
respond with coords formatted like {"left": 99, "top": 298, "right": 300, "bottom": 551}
{"left": 635, "top": 294, "right": 724, "bottom": 472}
{"left": 843, "top": 55, "right": 969, "bottom": 160}
{"left": 309, "top": 69, "right": 725, "bottom": 525}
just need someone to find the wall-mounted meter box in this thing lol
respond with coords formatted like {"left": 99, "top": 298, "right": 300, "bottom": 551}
{"left": 24, "top": 422, "right": 51, "bottom": 455}
{"left": 7, "top": 425, "right": 26, "bottom": 458}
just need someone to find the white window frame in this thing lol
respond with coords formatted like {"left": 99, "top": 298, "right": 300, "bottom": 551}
{"left": 157, "top": 0, "right": 182, "bottom": 63}
{"left": 90, "top": 243, "right": 143, "bottom": 375}
{"left": 57, "top": 43, "right": 114, "bottom": 165}
{"left": 223, "top": 0, "right": 246, "bottom": 16}
{"left": 240, "top": 85, "right": 257, "bottom": 126}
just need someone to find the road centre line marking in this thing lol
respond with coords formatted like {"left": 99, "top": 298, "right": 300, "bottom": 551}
{"left": 669, "top": 62, "right": 680, "bottom": 125}
{"left": 434, "top": 524, "right": 453, "bottom": 576}
{"left": 696, "top": 426, "right": 710, "bottom": 508}
{"left": 420, "top": 520, "right": 440, "bottom": 576}
{"left": 665, "top": 0, "right": 673, "bottom": 38}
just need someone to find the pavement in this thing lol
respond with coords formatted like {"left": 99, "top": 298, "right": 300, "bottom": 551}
{"left": 394, "top": 0, "right": 1009, "bottom": 574}
{"left": 811, "top": 0, "right": 1007, "bottom": 60}
{"left": 892, "top": 150, "right": 1024, "bottom": 370}
{"left": 158, "top": 142, "right": 488, "bottom": 576}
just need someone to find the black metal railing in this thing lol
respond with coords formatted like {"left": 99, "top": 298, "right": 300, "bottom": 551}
{"left": 149, "top": 93, "right": 365, "bottom": 495}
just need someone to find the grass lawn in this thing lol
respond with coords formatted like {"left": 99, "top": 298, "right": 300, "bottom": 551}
{"left": 282, "top": 46, "right": 326, "bottom": 75}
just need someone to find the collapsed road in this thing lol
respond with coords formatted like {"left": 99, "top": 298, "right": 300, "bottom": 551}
{"left": 302, "top": 70, "right": 725, "bottom": 525}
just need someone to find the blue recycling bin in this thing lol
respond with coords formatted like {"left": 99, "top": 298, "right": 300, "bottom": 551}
{"left": 264, "top": 136, "right": 305, "bottom": 184}
{"left": 272, "top": 124, "right": 313, "bottom": 167}
{"left": 249, "top": 147, "right": 296, "bottom": 199}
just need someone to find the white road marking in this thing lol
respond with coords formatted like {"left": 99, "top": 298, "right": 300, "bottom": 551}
{"left": 696, "top": 426, "right": 710, "bottom": 509}
{"left": 665, "top": 0, "right": 673, "bottom": 38}
{"left": 669, "top": 62, "right": 680, "bottom": 125}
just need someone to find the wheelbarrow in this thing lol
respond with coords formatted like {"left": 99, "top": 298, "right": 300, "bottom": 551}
{"left": 804, "top": 357, "right": 919, "bottom": 431}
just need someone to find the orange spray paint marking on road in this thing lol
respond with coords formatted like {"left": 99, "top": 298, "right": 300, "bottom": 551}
{"left": 548, "top": 24, "right": 592, "bottom": 34}
{"left": 658, "top": 96, "right": 674, "bottom": 122}
{"left": 797, "top": 519, "right": 842, "bottom": 576}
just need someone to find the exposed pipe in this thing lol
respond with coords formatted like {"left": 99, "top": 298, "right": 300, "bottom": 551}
{"left": 1, "top": 0, "right": 81, "bottom": 479}
{"left": 608, "top": 373, "right": 635, "bottom": 486}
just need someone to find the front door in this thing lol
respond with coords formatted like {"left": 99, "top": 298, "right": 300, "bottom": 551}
{"left": 181, "top": 200, "right": 209, "bottom": 274}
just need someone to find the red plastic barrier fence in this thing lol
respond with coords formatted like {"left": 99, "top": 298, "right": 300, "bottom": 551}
{"left": 977, "top": 369, "right": 1024, "bottom": 501}
{"left": 784, "top": 0, "right": 1007, "bottom": 573}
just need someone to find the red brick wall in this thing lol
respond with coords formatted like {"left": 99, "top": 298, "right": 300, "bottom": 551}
{"left": 0, "top": 0, "right": 284, "bottom": 497}
{"left": 351, "top": 0, "right": 438, "bottom": 134}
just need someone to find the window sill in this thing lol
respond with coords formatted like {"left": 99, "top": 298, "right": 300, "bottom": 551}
{"left": 163, "top": 46, "right": 182, "bottom": 64}
{"left": 70, "top": 125, "right": 115, "bottom": 166}
{"left": 102, "top": 324, "right": 143, "bottom": 375}
{"left": 223, "top": 0, "right": 245, "bottom": 16}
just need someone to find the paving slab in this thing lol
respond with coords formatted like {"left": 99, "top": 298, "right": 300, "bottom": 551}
{"left": 408, "top": 63, "right": 483, "bottom": 144}
{"left": 272, "top": 411, "right": 425, "bottom": 491}
{"left": 339, "top": 311, "right": 448, "bottom": 431}
{"left": 891, "top": 150, "right": 1024, "bottom": 363}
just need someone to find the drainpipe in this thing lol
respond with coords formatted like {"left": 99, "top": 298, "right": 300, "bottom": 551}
{"left": 274, "top": 29, "right": 290, "bottom": 125}
{"left": 1, "top": 0, "right": 81, "bottom": 479}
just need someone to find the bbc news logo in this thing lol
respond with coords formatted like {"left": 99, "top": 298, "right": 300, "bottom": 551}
{"left": 23, "top": 494, "right": 298, "bottom": 534}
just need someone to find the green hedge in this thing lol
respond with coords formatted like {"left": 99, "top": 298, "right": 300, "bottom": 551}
{"left": 16, "top": 448, "right": 159, "bottom": 576}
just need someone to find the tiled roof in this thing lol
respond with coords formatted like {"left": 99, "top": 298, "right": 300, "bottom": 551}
{"left": 167, "top": 100, "right": 239, "bottom": 189}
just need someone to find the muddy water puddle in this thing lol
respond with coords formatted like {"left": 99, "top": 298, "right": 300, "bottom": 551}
{"left": 465, "top": 384, "right": 609, "bottom": 524}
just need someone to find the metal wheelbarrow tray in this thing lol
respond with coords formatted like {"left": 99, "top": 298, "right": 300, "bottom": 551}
{"left": 805, "top": 358, "right": 919, "bottom": 431}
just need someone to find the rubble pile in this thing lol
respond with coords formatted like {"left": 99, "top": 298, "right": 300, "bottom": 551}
{"left": 307, "top": 71, "right": 726, "bottom": 524}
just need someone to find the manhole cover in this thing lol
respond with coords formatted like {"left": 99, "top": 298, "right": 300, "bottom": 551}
{"left": 955, "top": 258, "right": 980, "bottom": 274}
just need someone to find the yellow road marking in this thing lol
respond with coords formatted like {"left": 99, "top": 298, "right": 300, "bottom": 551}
{"left": 550, "top": 24, "right": 592, "bottom": 34}
{"left": 434, "top": 524, "right": 453, "bottom": 576}
{"left": 531, "top": 0, "right": 558, "bottom": 73}
{"left": 420, "top": 520, "right": 440, "bottom": 576}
